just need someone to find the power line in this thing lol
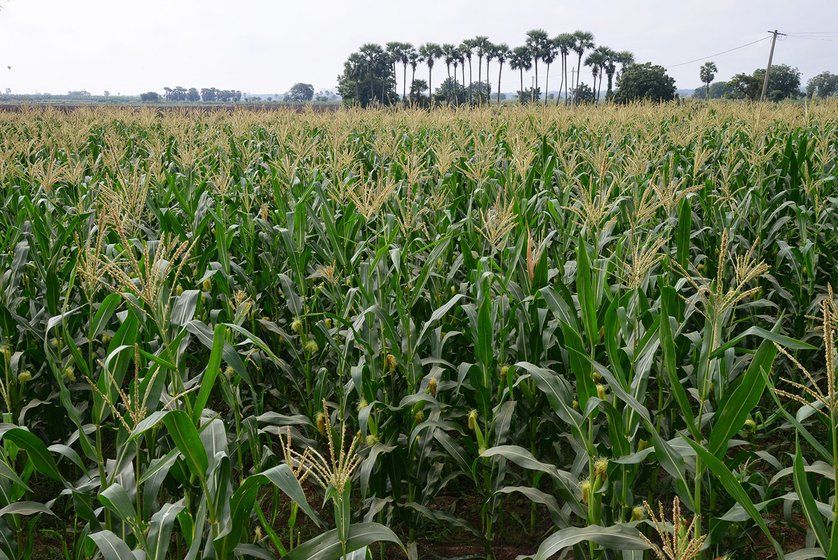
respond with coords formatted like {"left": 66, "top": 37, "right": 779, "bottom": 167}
{"left": 786, "top": 34, "right": 838, "bottom": 42}
{"left": 665, "top": 36, "right": 770, "bottom": 69}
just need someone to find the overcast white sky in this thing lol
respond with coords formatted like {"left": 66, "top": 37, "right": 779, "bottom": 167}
{"left": 0, "top": 0, "right": 836, "bottom": 95}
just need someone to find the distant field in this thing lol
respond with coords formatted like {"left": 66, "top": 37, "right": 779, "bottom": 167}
{"left": 0, "top": 102, "right": 836, "bottom": 560}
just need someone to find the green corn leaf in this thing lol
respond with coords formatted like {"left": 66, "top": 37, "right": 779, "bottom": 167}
{"left": 87, "top": 530, "right": 137, "bottom": 560}
{"left": 162, "top": 410, "right": 208, "bottom": 483}
{"left": 284, "top": 522, "right": 404, "bottom": 560}
{"left": 660, "top": 292, "right": 699, "bottom": 438}
{"left": 793, "top": 445, "right": 830, "bottom": 554}
{"left": 192, "top": 323, "right": 226, "bottom": 422}
{"left": 686, "top": 438, "right": 784, "bottom": 559}
{"left": 147, "top": 501, "right": 185, "bottom": 560}
{"left": 531, "top": 524, "right": 649, "bottom": 560}
{"left": 708, "top": 338, "right": 776, "bottom": 459}
{"left": 575, "top": 241, "right": 599, "bottom": 350}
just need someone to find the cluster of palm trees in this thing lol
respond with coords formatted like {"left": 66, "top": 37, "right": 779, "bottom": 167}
{"left": 374, "top": 30, "right": 634, "bottom": 106}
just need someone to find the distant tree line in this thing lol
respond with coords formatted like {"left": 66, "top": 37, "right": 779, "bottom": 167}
{"left": 693, "top": 64, "right": 837, "bottom": 101}
{"left": 138, "top": 83, "right": 321, "bottom": 104}
{"left": 139, "top": 87, "right": 243, "bottom": 103}
{"left": 335, "top": 31, "right": 669, "bottom": 108}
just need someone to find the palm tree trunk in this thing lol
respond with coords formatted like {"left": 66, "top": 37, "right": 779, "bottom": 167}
{"left": 462, "top": 64, "right": 466, "bottom": 95}
{"left": 485, "top": 60, "right": 491, "bottom": 103}
{"left": 544, "top": 63, "right": 551, "bottom": 106}
{"left": 565, "top": 54, "right": 570, "bottom": 106}
{"left": 403, "top": 63, "right": 407, "bottom": 102}
{"left": 429, "top": 66, "right": 433, "bottom": 107}
{"left": 706, "top": 82, "right": 710, "bottom": 100}
{"left": 575, "top": 54, "right": 583, "bottom": 106}
{"left": 497, "top": 64, "right": 503, "bottom": 105}
{"left": 410, "top": 66, "right": 416, "bottom": 104}
{"left": 477, "top": 57, "right": 483, "bottom": 103}
{"left": 557, "top": 57, "right": 564, "bottom": 106}
{"left": 467, "top": 59, "right": 473, "bottom": 104}
{"left": 533, "top": 60, "right": 539, "bottom": 103}
{"left": 519, "top": 69, "right": 524, "bottom": 104}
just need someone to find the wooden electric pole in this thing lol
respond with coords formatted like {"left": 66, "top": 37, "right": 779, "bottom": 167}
{"left": 760, "top": 30, "right": 786, "bottom": 101}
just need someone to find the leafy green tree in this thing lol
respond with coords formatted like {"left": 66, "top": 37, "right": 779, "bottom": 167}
{"left": 700, "top": 61, "right": 717, "bottom": 100}
{"left": 516, "top": 86, "right": 542, "bottom": 105}
{"left": 692, "top": 81, "right": 729, "bottom": 99}
{"left": 410, "top": 78, "right": 428, "bottom": 103}
{"left": 140, "top": 91, "right": 161, "bottom": 102}
{"left": 572, "top": 82, "right": 595, "bottom": 104}
{"left": 337, "top": 44, "right": 396, "bottom": 107}
{"left": 200, "top": 87, "right": 217, "bottom": 102}
{"left": 434, "top": 77, "right": 468, "bottom": 105}
{"left": 806, "top": 71, "right": 838, "bottom": 98}
{"left": 727, "top": 65, "right": 801, "bottom": 101}
{"left": 287, "top": 83, "right": 315, "bottom": 103}
{"left": 186, "top": 88, "right": 200, "bottom": 102}
{"left": 613, "top": 62, "right": 676, "bottom": 103}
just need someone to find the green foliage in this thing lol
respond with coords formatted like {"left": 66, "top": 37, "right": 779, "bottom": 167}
{"left": 337, "top": 44, "right": 397, "bottom": 107}
{"left": 727, "top": 64, "right": 803, "bottom": 101}
{"left": 807, "top": 71, "right": 838, "bottom": 99}
{"left": 692, "top": 81, "right": 730, "bottom": 99}
{"left": 287, "top": 83, "right": 315, "bottom": 103}
{"left": 613, "top": 62, "right": 676, "bottom": 103}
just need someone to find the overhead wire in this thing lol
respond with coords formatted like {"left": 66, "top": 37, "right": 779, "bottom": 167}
{"left": 665, "top": 36, "right": 770, "bottom": 69}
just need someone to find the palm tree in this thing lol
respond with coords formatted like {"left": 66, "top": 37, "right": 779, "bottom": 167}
{"left": 473, "top": 36, "right": 491, "bottom": 89}
{"left": 460, "top": 40, "right": 474, "bottom": 102}
{"left": 408, "top": 49, "right": 421, "bottom": 104}
{"left": 386, "top": 42, "right": 403, "bottom": 103}
{"left": 359, "top": 43, "right": 388, "bottom": 104}
{"left": 526, "top": 29, "right": 549, "bottom": 102}
{"left": 598, "top": 47, "right": 619, "bottom": 101}
{"left": 585, "top": 48, "right": 606, "bottom": 102}
{"left": 542, "top": 39, "right": 557, "bottom": 105}
{"left": 399, "top": 43, "right": 414, "bottom": 103}
{"left": 401, "top": 43, "right": 419, "bottom": 102}
{"left": 554, "top": 33, "right": 574, "bottom": 106}
{"left": 484, "top": 41, "right": 496, "bottom": 101}
{"left": 457, "top": 49, "right": 466, "bottom": 96}
{"left": 511, "top": 46, "right": 532, "bottom": 104}
{"left": 614, "top": 50, "right": 634, "bottom": 78}
{"left": 494, "top": 43, "right": 510, "bottom": 105}
{"left": 419, "top": 43, "right": 441, "bottom": 105}
{"left": 572, "top": 30, "right": 595, "bottom": 105}
{"left": 442, "top": 44, "right": 456, "bottom": 102}
{"left": 700, "top": 61, "right": 718, "bottom": 100}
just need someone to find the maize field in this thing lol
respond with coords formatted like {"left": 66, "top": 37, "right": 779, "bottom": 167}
{"left": 0, "top": 102, "right": 836, "bottom": 559}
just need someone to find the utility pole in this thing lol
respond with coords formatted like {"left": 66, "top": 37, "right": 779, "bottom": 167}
{"left": 760, "top": 30, "right": 786, "bottom": 101}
